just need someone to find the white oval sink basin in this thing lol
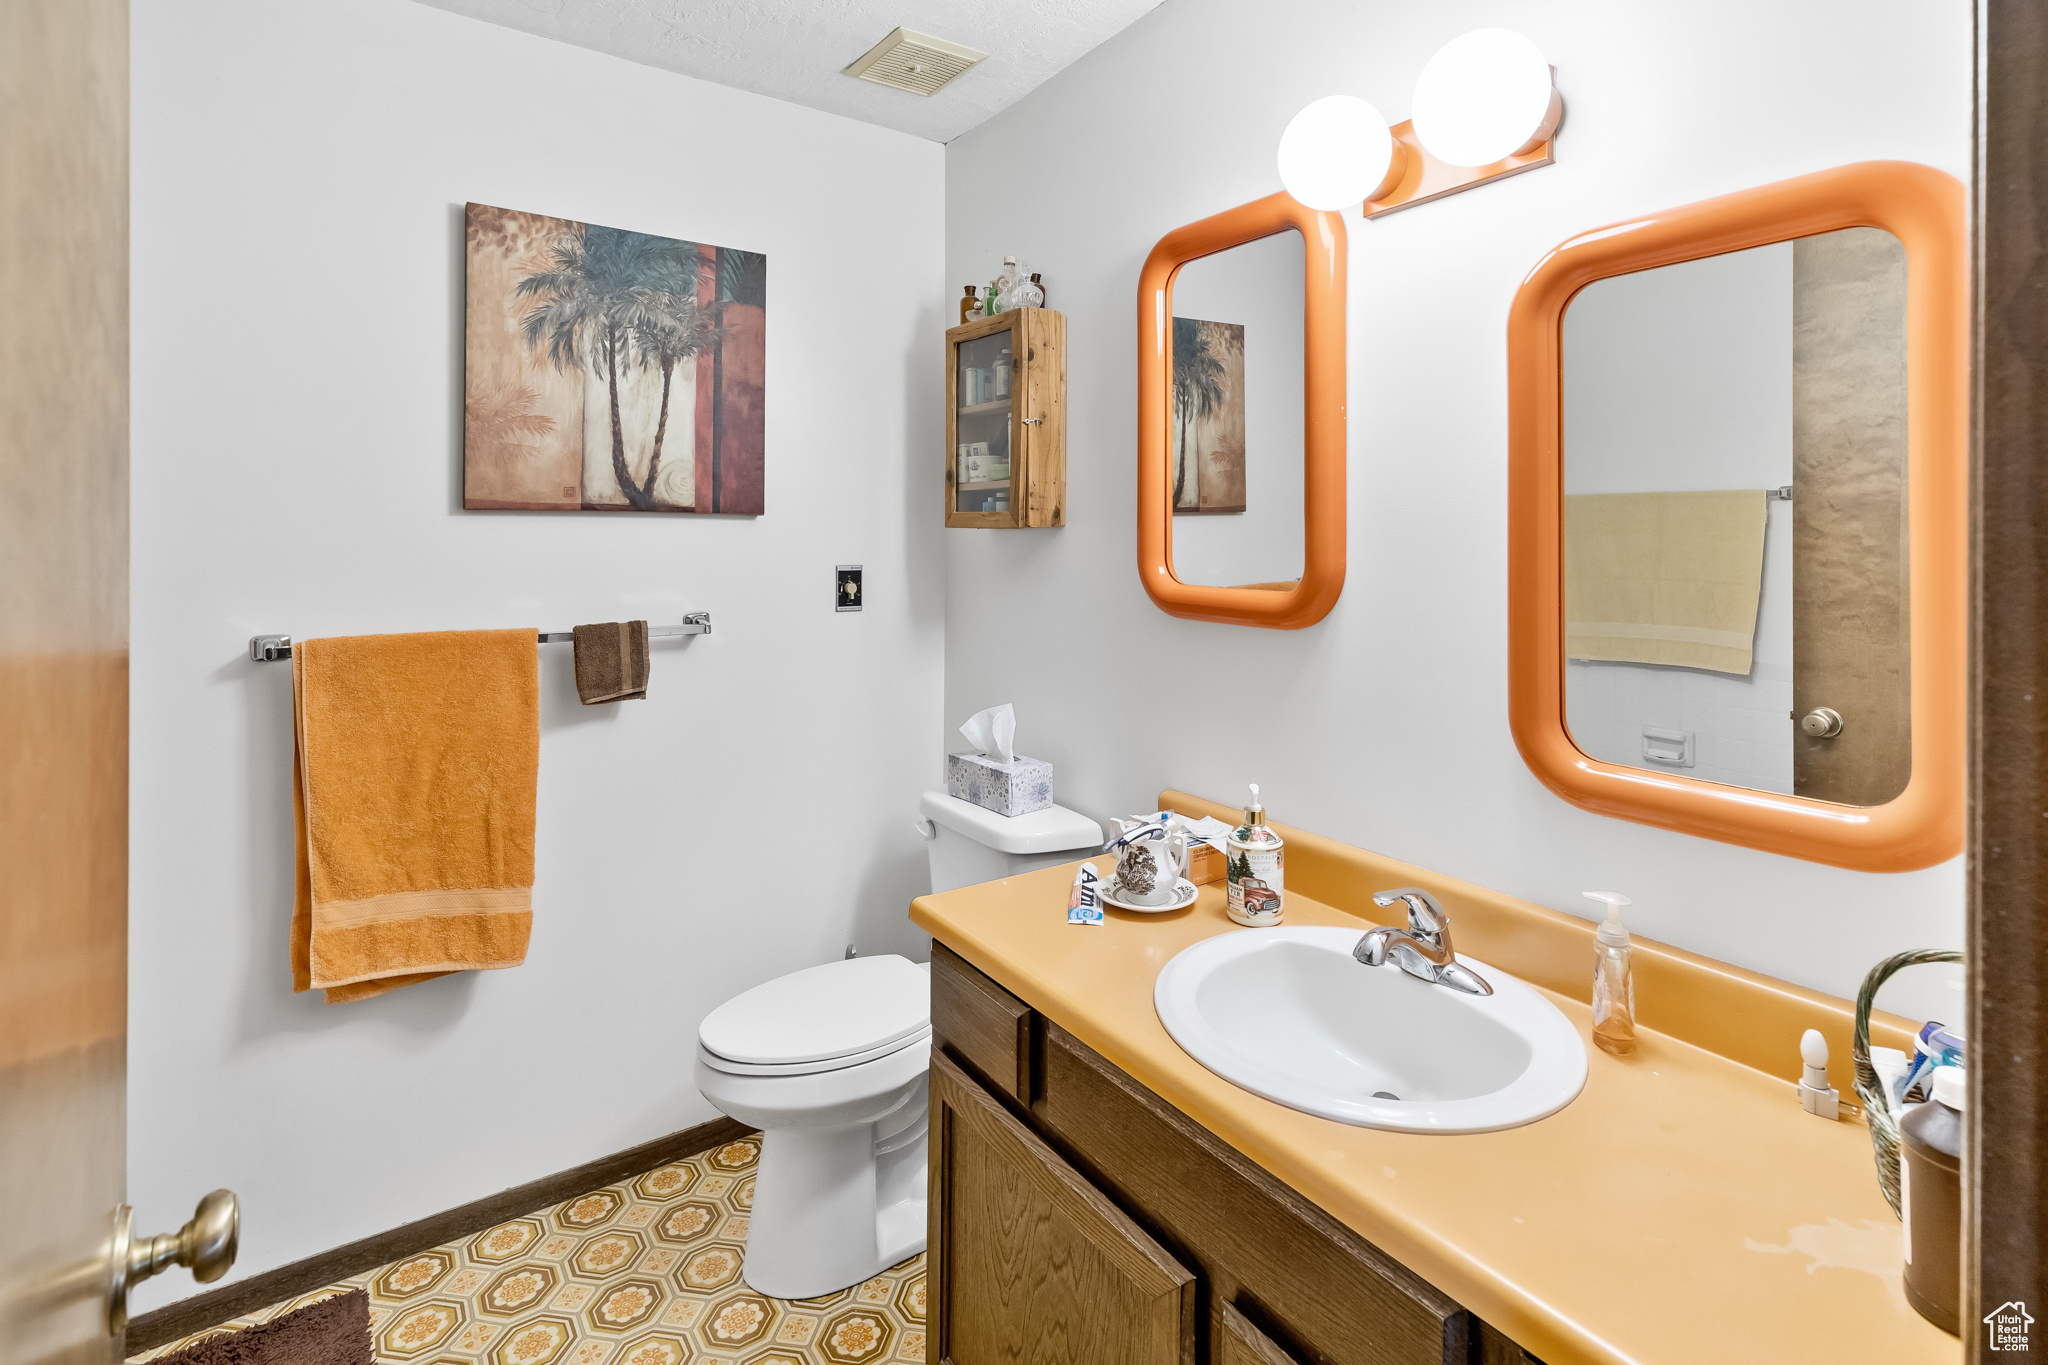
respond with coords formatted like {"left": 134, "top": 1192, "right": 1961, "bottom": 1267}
{"left": 1155, "top": 927, "right": 1586, "bottom": 1133}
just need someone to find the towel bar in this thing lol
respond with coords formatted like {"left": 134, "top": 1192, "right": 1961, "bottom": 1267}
{"left": 249, "top": 613, "right": 711, "bottom": 663}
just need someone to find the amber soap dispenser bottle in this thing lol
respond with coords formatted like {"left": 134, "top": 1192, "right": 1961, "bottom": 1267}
{"left": 1586, "top": 891, "right": 1637, "bottom": 1056}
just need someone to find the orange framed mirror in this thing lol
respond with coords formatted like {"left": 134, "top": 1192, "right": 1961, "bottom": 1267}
{"left": 1137, "top": 192, "right": 1347, "bottom": 629}
{"left": 1506, "top": 161, "right": 1965, "bottom": 871}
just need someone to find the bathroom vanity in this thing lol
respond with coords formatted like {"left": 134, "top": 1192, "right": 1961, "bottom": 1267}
{"left": 929, "top": 942, "right": 1515, "bottom": 1365}
{"left": 911, "top": 792, "right": 1958, "bottom": 1365}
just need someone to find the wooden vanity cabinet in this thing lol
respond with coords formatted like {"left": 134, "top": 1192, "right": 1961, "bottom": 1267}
{"left": 927, "top": 944, "right": 1543, "bottom": 1365}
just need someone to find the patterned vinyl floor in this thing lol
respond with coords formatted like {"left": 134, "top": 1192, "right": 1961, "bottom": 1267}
{"left": 133, "top": 1136, "right": 927, "bottom": 1365}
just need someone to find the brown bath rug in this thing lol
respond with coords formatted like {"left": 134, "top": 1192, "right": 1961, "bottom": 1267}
{"left": 150, "top": 1289, "right": 371, "bottom": 1365}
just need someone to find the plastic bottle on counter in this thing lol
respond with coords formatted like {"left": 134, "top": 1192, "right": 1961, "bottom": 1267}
{"left": 1585, "top": 891, "right": 1637, "bottom": 1056}
{"left": 1902, "top": 1065, "right": 1965, "bottom": 1336}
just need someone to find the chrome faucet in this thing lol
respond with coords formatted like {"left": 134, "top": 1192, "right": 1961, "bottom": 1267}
{"left": 1353, "top": 888, "right": 1493, "bottom": 996}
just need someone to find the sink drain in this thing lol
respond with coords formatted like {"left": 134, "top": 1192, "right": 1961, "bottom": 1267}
{"left": 1372, "top": 1091, "right": 1400, "bottom": 1101}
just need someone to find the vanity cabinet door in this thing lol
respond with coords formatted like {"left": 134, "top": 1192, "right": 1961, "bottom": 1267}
{"left": 1033, "top": 1023, "right": 1470, "bottom": 1365}
{"left": 1218, "top": 1301, "right": 1306, "bottom": 1365}
{"left": 928, "top": 1049, "right": 1196, "bottom": 1365}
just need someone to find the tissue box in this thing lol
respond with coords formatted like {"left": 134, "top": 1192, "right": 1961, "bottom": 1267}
{"left": 946, "top": 751, "right": 1053, "bottom": 817}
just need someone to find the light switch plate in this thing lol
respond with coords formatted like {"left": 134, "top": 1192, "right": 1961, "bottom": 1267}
{"left": 836, "top": 565, "right": 863, "bottom": 612}
{"left": 1641, "top": 725, "right": 1696, "bottom": 767}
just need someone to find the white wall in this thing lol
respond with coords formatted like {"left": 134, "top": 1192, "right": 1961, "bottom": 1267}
{"left": 1170, "top": 230, "right": 1307, "bottom": 586}
{"left": 944, "top": 0, "right": 1967, "bottom": 1021}
{"left": 1561, "top": 244, "right": 1795, "bottom": 793}
{"left": 128, "top": 0, "right": 945, "bottom": 1309}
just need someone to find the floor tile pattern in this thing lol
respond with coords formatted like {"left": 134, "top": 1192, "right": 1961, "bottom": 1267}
{"left": 133, "top": 1137, "right": 927, "bottom": 1365}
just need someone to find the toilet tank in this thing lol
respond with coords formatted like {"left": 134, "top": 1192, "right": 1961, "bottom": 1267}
{"left": 917, "top": 790, "right": 1104, "bottom": 894}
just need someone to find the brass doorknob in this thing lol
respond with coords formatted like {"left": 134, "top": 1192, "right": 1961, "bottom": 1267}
{"left": 107, "top": 1190, "right": 239, "bottom": 1332}
{"left": 1800, "top": 707, "right": 1845, "bottom": 738}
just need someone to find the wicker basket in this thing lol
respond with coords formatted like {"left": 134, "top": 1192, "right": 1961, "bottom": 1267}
{"left": 1851, "top": 948, "right": 1964, "bottom": 1217}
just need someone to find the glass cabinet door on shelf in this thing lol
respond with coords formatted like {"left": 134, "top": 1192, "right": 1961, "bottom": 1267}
{"left": 956, "top": 330, "right": 1013, "bottom": 516}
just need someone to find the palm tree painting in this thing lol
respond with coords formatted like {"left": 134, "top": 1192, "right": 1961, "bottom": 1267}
{"left": 1171, "top": 316, "right": 1246, "bottom": 515}
{"left": 463, "top": 203, "right": 766, "bottom": 514}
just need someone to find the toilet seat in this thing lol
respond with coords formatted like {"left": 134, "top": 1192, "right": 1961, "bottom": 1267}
{"left": 697, "top": 954, "right": 930, "bottom": 1070}
{"left": 698, "top": 1026, "right": 933, "bottom": 1077}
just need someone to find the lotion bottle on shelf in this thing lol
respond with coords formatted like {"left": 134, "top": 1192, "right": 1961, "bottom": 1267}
{"left": 1585, "top": 891, "right": 1637, "bottom": 1056}
{"left": 1226, "top": 785, "right": 1285, "bottom": 927}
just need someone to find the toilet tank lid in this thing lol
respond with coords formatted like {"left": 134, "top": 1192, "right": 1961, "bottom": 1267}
{"left": 919, "top": 790, "right": 1104, "bottom": 855}
{"left": 699, "top": 955, "right": 931, "bottom": 1066}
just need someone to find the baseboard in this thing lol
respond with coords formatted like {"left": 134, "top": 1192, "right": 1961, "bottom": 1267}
{"left": 124, "top": 1114, "right": 753, "bottom": 1356}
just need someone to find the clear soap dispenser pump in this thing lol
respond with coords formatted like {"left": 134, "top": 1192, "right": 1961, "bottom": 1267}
{"left": 1585, "top": 891, "right": 1637, "bottom": 1056}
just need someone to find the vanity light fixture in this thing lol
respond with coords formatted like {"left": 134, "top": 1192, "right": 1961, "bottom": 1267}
{"left": 1276, "top": 96, "right": 1404, "bottom": 212}
{"left": 1275, "top": 28, "right": 1563, "bottom": 220}
{"left": 1410, "top": 29, "right": 1561, "bottom": 168}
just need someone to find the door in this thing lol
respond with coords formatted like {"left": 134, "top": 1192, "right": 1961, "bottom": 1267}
{"left": 927, "top": 1051, "right": 1195, "bottom": 1365}
{"left": 1, "top": 0, "right": 130, "bottom": 1359}
{"left": 1791, "top": 226, "right": 1913, "bottom": 805}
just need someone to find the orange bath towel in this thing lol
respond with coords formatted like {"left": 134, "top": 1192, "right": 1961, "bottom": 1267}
{"left": 291, "top": 629, "right": 539, "bottom": 1003}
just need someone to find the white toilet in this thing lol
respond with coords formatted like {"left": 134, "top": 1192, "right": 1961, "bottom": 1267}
{"left": 693, "top": 790, "right": 1102, "bottom": 1299}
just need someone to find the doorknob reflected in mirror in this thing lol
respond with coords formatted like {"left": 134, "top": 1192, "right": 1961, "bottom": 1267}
{"left": 1800, "top": 707, "right": 1845, "bottom": 739}
{"left": 107, "top": 1190, "right": 239, "bottom": 1333}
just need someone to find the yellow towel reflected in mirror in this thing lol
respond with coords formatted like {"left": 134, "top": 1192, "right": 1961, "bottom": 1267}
{"left": 1563, "top": 490, "right": 1769, "bottom": 676}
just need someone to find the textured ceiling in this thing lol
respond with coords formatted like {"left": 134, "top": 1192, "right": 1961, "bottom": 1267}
{"left": 415, "top": 0, "right": 1166, "bottom": 142}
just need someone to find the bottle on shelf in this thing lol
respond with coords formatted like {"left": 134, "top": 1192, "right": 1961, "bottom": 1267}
{"left": 1023, "top": 273, "right": 1047, "bottom": 308}
{"left": 959, "top": 286, "right": 978, "bottom": 324}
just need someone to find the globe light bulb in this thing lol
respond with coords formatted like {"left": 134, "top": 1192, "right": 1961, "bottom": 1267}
{"left": 1410, "top": 29, "right": 1560, "bottom": 169}
{"left": 1276, "top": 95, "right": 1399, "bottom": 212}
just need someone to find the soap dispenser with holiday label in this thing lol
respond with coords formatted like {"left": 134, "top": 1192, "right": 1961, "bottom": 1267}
{"left": 1226, "top": 785, "right": 1285, "bottom": 927}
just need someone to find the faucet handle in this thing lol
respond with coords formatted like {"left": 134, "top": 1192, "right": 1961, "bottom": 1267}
{"left": 1372, "top": 887, "right": 1447, "bottom": 938}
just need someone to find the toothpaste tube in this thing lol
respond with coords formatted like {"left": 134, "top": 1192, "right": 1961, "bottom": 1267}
{"left": 1068, "top": 862, "right": 1103, "bottom": 926}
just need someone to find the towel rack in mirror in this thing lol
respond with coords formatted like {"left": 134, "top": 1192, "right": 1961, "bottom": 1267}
{"left": 249, "top": 612, "right": 711, "bottom": 663}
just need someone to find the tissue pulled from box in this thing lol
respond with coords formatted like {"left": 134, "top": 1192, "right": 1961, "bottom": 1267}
{"left": 958, "top": 703, "right": 1017, "bottom": 764}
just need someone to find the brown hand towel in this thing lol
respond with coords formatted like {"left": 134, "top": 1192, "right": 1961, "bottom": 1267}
{"left": 572, "top": 620, "right": 650, "bottom": 703}
{"left": 290, "top": 629, "right": 539, "bottom": 1003}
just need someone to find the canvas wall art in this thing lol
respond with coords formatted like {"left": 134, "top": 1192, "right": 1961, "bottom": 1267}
{"left": 1171, "top": 315, "right": 1246, "bottom": 515}
{"left": 464, "top": 203, "right": 766, "bottom": 514}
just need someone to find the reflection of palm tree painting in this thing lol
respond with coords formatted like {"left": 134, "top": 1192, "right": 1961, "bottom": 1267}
{"left": 1171, "top": 316, "right": 1246, "bottom": 515}
{"left": 463, "top": 203, "right": 766, "bottom": 514}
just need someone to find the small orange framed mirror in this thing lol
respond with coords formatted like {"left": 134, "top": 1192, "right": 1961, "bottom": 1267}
{"left": 1138, "top": 192, "right": 1347, "bottom": 629}
{"left": 1507, "top": 161, "right": 1965, "bottom": 871}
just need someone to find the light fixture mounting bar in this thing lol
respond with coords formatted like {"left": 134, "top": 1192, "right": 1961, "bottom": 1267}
{"left": 1361, "top": 120, "right": 1555, "bottom": 220}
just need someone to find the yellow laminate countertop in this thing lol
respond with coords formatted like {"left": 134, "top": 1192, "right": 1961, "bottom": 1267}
{"left": 911, "top": 866, "right": 1959, "bottom": 1365}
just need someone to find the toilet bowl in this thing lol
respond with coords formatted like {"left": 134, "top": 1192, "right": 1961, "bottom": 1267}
{"left": 693, "top": 796, "right": 1101, "bottom": 1300}
{"left": 695, "top": 955, "right": 933, "bottom": 1300}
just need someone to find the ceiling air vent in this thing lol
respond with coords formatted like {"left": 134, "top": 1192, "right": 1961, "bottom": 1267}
{"left": 844, "top": 27, "right": 987, "bottom": 97}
